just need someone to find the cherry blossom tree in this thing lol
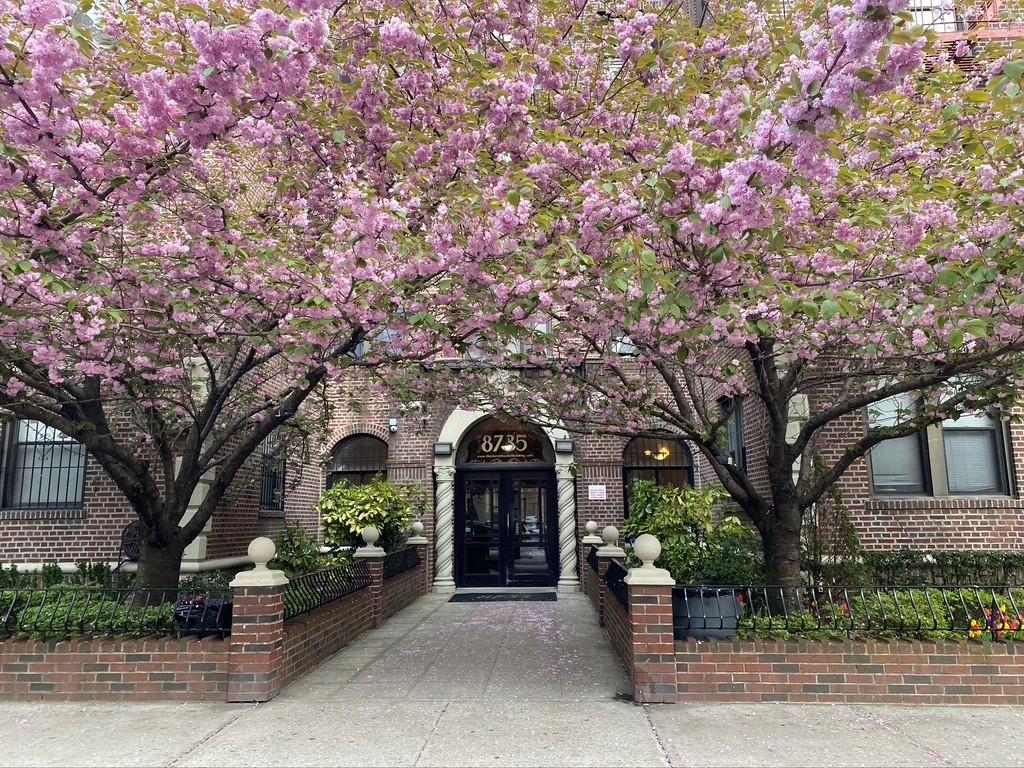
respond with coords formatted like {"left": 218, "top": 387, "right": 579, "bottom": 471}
{"left": 429, "top": 0, "right": 1024, "bottom": 587}
{"left": 0, "top": 0, "right": 614, "bottom": 592}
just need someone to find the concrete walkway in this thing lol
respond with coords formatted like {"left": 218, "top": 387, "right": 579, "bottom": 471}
{"left": 2, "top": 593, "right": 1023, "bottom": 767}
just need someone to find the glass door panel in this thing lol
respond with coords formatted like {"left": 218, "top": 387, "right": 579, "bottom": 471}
{"left": 508, "top": 476, "right": 552, "bottom": 586}
{"left": 463, "top": 476, "right": 501, "bottom": 584}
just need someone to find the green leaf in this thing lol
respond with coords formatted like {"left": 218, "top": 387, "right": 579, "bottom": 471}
{"left": 941, "top": 103, "right": 962, "bottom": 120}
{"left": 1004, "top": 61, "right": 1024, "bottom": 80}
{"left": 332, "top": 130, "right": 346, "bottom": 144}
{"left": 821, "top": 299, "right": 840, "bottom": 320}
{"left": 949, "top": 329, "right": 965, "bottom": 348}
{"left": 965, "top": 319, "right": 988, "bottom": 338}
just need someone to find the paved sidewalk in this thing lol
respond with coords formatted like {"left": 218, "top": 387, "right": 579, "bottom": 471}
{"left": 2, "top": 593, "right": 1023, "bottom": 767}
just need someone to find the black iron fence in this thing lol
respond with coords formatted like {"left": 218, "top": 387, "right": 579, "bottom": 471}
{"left": 671, "top": 585, "right": 1024, "bottom": 641}
{"left": 604, "top": 561, "right": 629, "bottom": 613}
{"left": 384, "top": 548, "right": 421, "bottom": 580}
{"left": 586, "top": 546, "right": 599, "bottom": 574}
{"left": 0, "top": 586, "right": 232, "bottom": 640}
{"left": 284, "top": 562, "right": 371, "bottom": 621}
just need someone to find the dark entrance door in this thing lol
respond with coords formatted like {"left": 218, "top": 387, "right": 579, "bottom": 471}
{"left": 455, "top": 470, "right": 557, "bottom": 588}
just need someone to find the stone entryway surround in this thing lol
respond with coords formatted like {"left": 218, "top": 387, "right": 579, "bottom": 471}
{"left": 278, "top": 592, "right": 631, "bottom": 702}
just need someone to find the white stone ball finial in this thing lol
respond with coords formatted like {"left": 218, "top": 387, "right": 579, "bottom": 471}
{"left": 585, "top": 520, "right": 598, "bottom": 536}
{"left": 601, "top": 525, "right": 619, "bottom": 546}
{"left": 410, "top": 520, "right": 424, "bottom": 537}
{"left": 633, "top": 534, "right": 662, "bottom": 568}
{"left": 248, "top": 537, "right": 276, "bottom": 571}
{"left": 362, "top": 526, "right": 381, "bottom": 546}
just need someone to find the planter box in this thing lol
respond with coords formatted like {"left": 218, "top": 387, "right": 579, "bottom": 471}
{"left": 673, "top": 588, "right": 740, "bottom": 640}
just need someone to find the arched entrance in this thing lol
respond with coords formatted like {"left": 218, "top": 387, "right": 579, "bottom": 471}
{"left": 432, "top": 409, "right": 578, "bottom": 593}
{"left": 454, "top": 418, "right": 557, "bottom": 587}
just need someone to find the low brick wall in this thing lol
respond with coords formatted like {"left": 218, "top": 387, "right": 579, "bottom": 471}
{"left": 604, "top": 591, "right": 632, "bottom": 677}
{"left": 0, "top": 636, "right": 229, "bottom": 701}
{"left": 382, "top": 566, "right": 421, "bottom": 623}
{"left": 583, "top": 559, "right": 600, "bottom": 615}
{"left": 675, "top": 639, "right": 1024, "bottom": 705}
{"left": 280, "top": 588, "right": 373, "bottom": 689}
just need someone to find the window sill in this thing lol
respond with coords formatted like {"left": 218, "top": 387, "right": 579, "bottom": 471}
{"left": 0, "top": 507, "right": 87, "bottom": 521}
{"left": 865, "top": 496, "right": 1020, "bottom": 510}
{"left": 259, "top": 507, "right": 286, "bottom": 519}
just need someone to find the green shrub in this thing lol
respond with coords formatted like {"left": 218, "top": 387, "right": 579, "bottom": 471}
{"left": 622, "top": 481, "right": 763, "bottom": 585}
{"left": 736, "top": 586, "right": 1024, "bottom": 642}
{"left": 862, "top": 550, "right": 1024, "bottom": 586}
{"left": 318, "top": 477, "right": 419, "bottom": 552}
{"left": 40, "top": 563, "right": 64, "bottom": 587}
{"left": 270, "top": 522, "right": 328, "bottom": 577}
{"left": 800, "top": 464, "right": 869, "bottom": 586}
{"left": 178, "top": 571, "right": 232, "bottom": 593}
{"left": 17, "top": 593, "right": 176, "bottom": 639}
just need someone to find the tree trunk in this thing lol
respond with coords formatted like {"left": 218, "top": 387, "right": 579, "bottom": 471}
{"left": 134, "top": 536, "right": 184, "bottom": 604}
{"left": 760, "top": 501, "right": 804, "bottom": 614}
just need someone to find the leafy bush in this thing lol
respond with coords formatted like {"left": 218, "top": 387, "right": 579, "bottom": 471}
{"left": 318, "top": 477, "right": 419, "bottom": 552}
{"left": 622, "top": 481, "right": 763, "bottom": 585}
{"left": 40, "top": 563, "right": 64, "bottom": 587}
{"left": 17, "top": 593, "right": 176, "bottom": 639}
{"left": 178, "top": 571, "right": 232, "bottom": 592}
{"left": 735, "top": 587, "right": 1024, "bottom": 642}
{"left": 270, "top": 522, "right": 328, "bottom": 577}
{"left": 800, "top": 463, "right": 869, "bottom": 586}
{"left": 863, "top": 550, "right": 1024, "bottom": 586}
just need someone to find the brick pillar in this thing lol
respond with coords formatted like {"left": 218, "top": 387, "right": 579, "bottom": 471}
{"left": 407, "top": 522, "right": 431, "bottom": 596}
{"left": 624, "top": 534, "right": 677, "bottom": 704}
{"left": 596, "top": 525, "right": 626, "bottom": 628}
{"left": 354, "top": 526, "right": 387, "bottom": 628}
{"left": 228, "top": 537, "right": 289, "bottom": 703}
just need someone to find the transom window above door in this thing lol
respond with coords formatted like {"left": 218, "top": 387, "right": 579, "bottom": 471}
{"left": 457, "top": 418, "right": 553, "bottom": 465}
{"left": 327, "top": 434, "right": 388, "bottom": 488}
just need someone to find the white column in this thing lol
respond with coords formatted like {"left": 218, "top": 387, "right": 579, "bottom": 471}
{"left": 555, "top": 463, "right": 579, "bottom": 593}
{"left": 433, "top": 465, "right": 457, "bottom": 592}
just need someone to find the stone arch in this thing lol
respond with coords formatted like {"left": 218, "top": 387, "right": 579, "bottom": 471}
{"left": 431, "top": 408, "right": 579, "bottom": 593}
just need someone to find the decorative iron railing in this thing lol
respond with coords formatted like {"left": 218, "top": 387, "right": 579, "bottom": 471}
{"left": 0, "top": 587, "right": 232, "bottom": 639}
{"left": 672, "top": 585, "right": 1024, "bottom": 641}
{"left": 604, "top": 561, "right": 629, "bottom": 613}
{"left": 384, "top": 548, "right": 421, "bottom": 580}
{"left": 284, "top": 562, "right": 371, "bottom": 621}
{"left": 586, "top": 546, "right": 599, "bottom": 574}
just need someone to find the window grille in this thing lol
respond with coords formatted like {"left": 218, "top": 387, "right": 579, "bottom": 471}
{"left": 2, "top": 420, "right": 86, "bottom": 509}
{"left": 260, "top": 435, "right": 286, "bottom": 511}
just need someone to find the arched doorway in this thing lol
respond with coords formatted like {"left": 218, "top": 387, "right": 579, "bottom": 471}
{"left": 454, "top": 418, "right": 558, "bottom": 588}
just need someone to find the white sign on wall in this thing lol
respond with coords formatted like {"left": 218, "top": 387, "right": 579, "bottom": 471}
{"left": 587, "top": 484, "right": 607, "bottom": 501}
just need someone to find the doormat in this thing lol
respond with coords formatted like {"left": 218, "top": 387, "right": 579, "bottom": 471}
{"left": 449, "top": 592, "right": 557, "bottom": 603}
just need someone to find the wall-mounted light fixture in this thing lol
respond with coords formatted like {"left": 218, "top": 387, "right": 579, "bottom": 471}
{"left": 554, "top": 440, "right": 574, "bottom": 454}
{"left": 388, "top": 418, "right": 399, "bottom": 433}
{"left": 433, "top": 442, "right": 453, "bottom": 456}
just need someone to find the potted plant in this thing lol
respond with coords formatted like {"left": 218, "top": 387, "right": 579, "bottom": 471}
{"left": 622, "top": 481, "right": 763, "bottom": 640}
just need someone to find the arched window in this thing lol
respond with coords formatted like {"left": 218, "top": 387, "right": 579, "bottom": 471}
{"left": 327, "top": 435, "right": 388, "bottom": 488}
{"left": 623, "top": 436, "right": 693, "bottom": 514}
